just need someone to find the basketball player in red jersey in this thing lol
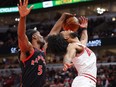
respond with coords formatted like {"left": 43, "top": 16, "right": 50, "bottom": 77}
{"left": 17, "top": 0, "right": 74, "bottom": 87}
{"left": 47, "top": 16, "right": 97, "bottom": 87}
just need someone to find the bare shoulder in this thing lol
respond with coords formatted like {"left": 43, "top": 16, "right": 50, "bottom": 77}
{"left": 67, "top": 43, "right": 78, "bottom": 49}
{"left": 68, "top": 43, "right": 76, "bottom": 48}
{"left": 68, "top": 43, "right": 83, "bottom": 51}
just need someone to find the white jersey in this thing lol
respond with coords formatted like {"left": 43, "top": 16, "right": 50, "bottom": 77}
{"left": 72, "top": 43, "right": 97, "bottom": 83}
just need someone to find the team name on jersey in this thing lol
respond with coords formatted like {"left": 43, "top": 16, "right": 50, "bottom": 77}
{"left": 31, "top": 55, "right": 46, "bottom": 75}
{"left": 31, "top": 55, "right": 46, "bottom": 65}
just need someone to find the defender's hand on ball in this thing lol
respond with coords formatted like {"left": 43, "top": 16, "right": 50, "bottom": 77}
{"left": 63, "top": 16, "right": 88, "bottom": 31}
{"left": 79, "top": 16, "right": 88, "bottom": 29}
{"left": 63, "top": 16, "right": 79, "bottom": 32}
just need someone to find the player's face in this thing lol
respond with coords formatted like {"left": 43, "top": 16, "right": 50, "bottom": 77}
{"left": 33, "top": 31, "right": 45, "bottom": 44}
{"left": 60, "top": 30, "right": 74, "bottom": 39}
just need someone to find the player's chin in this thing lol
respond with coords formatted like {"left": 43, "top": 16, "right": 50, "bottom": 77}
{"left": 41, "top": 41, "right": 45, "bottom": 46}
{"left": 38, "top": 40, "right": 45, "bottom": 47}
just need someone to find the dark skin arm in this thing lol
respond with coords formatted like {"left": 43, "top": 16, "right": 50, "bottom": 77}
{"left": 17, "top": 0, "right": 33, "bottom": 60}
{"left": 48, "top": 13, "right": 75, "bottom": 36}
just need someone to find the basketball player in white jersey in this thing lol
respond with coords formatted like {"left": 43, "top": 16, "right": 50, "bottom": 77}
{"left": 47, "top": 16, "right": 97, "bottom": 87}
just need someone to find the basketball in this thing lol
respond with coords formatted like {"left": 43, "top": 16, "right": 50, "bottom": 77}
{"left": 63, "top": 16, "right": 79, "bottom": 32}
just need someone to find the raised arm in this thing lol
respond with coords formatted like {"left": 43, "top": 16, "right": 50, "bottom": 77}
{"left": 78, "top": 16, "right": 88, "bottom": 46}
{"left": 48, "top": 12, "right": 75, "bottom": 36}
{"left": 17, "top": 0, "right": 33, "bottom": 52}
{"left": 63, "top": 43, "right": 83, "bottom": 71}
{"left": 44, "top": 13, "right": 75, "bottom": 51}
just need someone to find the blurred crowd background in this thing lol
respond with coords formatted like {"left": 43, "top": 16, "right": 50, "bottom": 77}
{"left": 0, "top": 0, "right": 116, "bottom": 87}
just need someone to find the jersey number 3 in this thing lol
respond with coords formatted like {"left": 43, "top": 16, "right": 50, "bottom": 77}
{"left": 38, "top": 65, "right": 43, "bottom": 75}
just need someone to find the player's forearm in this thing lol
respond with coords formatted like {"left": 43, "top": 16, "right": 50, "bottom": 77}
{"left": 63, "top": 57, "right": 72, "bottom": 64}
{"left": 52, "top": 17, "right": 64, "bottom": 32}
{"left": 48, "top": 15, "right": 65, "bottom": 36}
{"left": 63, "top": 57, "right": 73, "bottom": 71}
{"left": 63, "top": 53, "right": 73, "bottom": 64}
{"left": 64, "top": 46, "right": 76, "bottom": 64}
{"left": 17, "top": 17, "right": 26, "bottom": 38}
{"left": 80, "top": 29, "right": 88, "bottom": 45}
{"left": 48, "top": 12, "right": 73, "bottom": 35}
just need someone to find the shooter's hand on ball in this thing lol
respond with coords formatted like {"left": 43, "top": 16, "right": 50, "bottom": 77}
{"left": 78, "top": 16, "right": 88, "bottom": 29}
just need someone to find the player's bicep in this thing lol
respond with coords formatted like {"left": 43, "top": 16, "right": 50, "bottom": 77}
{"left": 67, "top": 46, "right": 76, "bottom": 59}
{"left": 64, "top": 45, "right": 76, "bottom": 64}
{"left": 18, "top": 35, "right": 32, "bottom": 52}
{"left": 80, "top": 39, "right": 88, "bottom": 46}
{"left": 76, "top": 44, "right": 84, "bottom": 52}
{"left": 80, "top": 29, "right": 88, "bottom": 46}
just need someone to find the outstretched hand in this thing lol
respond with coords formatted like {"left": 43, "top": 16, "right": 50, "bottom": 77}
{"left": 61, "top": 12, "right": 76, "bottom": 21}
{"left": 78, "top": 16, "right": 88, "bottom": 29}
{"left": 17, "top": 0, "right": 33, "bottom": 17}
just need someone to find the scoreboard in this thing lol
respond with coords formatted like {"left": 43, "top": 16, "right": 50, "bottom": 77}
{"left": 54, "top": 0, "right": 91, "bottom": 6}
{"left": 0, "top": 0, "right": 92, "bottom": 14}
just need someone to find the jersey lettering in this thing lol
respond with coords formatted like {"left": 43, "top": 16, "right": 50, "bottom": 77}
{"left": 31, "top": 60, "right": 35, "bottom": 65}
{"left": 31, "top": 55, "right": 46, "bottom": 65}
{"left": 35, "top": 58, "right": 38, "bottom": 63}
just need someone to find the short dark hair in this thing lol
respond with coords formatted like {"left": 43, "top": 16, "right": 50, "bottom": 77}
{"left": 70, "top": 32, "right": 78, "bottom": 38}
{"left": 46, "top": 34, "right": 68, "bottom": 56}
{"left": 26, "top": 29, "right": 38, "bottom": 43}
